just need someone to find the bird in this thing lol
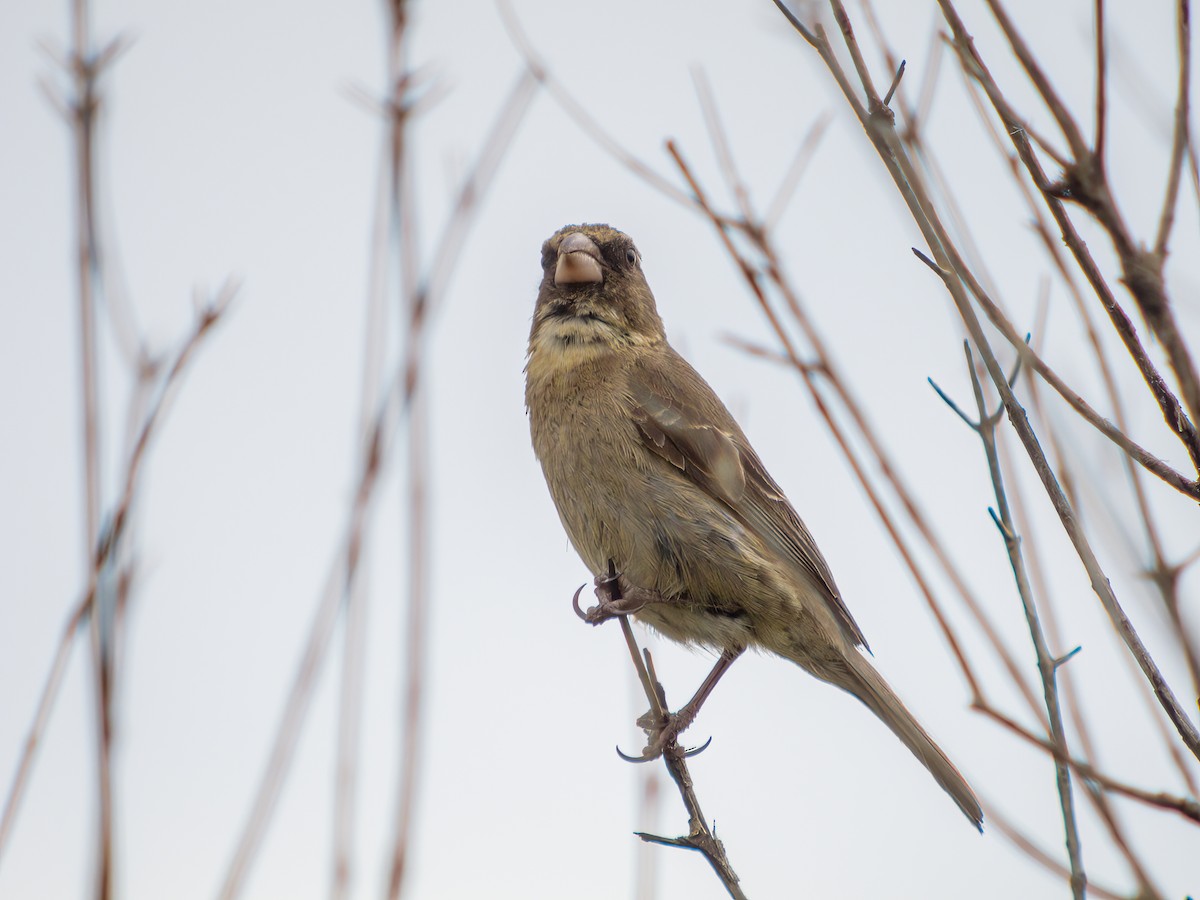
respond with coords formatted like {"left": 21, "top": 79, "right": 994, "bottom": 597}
{"left": 524, "top": 222, "right": 983, "bottom": 829}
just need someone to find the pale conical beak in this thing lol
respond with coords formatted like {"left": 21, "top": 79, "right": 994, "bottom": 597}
{"left": 554, "top": 232, "right": 603, "bottom": 285}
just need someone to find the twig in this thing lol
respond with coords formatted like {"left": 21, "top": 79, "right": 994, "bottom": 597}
{"left": 982, "top": 801, "right": 1128, "bottom": 900}
{"left": 764, "top": 111, "right": 832, "bottom": 230}
{"left": 599, "top": 572, "right": 746, "bottom": 900}
{"left": 0, "top": 286, "right": 233, "bottom": 870}
{"left": 1093, "top": 0, "right": 1107, "bottom": 163}
{"left": 65, "top": 1, "right": 112, "bottom": 892}
{"left": 217, "top": 18, "right": 532, "bottom": 894}
{"left": 1153, "top": 0, "right": 1191, "bottom": 260}
{"left": 978, "top": 705, "right": 1200, "bottom": 825}
{"left": 329, "top": 24, "right": 402, "bottom": 892}
{"left": 1014, "top": 333, "right": 1172, "bottom": 898}
{"left": 220, "top": 407, "right": 391, "bottom": 900}
{"left": 496, "top": 0, "right": 698, "bottom": 211}
{"left": 384, "top": 58, "right": 535, "bottom": 900}
{"left": 931, "top": 343, "right": 1086, "bottom": 899}
{"left": 981, "top": 0, "right": 1089, "bottom": 159}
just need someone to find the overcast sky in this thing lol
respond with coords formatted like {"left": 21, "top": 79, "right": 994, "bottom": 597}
{"left": 1, "top": 1, "right": 1197, "bottom": 898}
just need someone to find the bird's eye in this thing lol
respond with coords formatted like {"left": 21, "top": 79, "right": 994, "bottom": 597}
{"left": 625, "top": 248, "right": 638, "bottom": 266}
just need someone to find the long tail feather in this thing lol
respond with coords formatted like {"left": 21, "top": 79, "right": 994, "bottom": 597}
{"left": 803, "top": 652, "right": 984, "bottom": 830}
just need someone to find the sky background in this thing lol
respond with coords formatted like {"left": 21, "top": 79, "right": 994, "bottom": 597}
{"left": 1, "top": 0, "right": 1198, "bottom": 898}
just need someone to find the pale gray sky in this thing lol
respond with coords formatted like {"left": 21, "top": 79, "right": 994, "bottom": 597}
{"left": 1, "top": 1, "right": 1197, "bottom": 898}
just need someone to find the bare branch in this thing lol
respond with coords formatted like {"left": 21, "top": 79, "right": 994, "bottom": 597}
{"left": 1154, "top": 0, "right": 1192, "bottom": 259}
{"left": 0, "top": 285, "right": 234, "bottom": 870}
{"left": 978, "top": 705, "right": 1200, "bottom": 825}
{"left": 937, "top": 343, "right": 1086, "bottom": 898}
{"left": 1093, "top": 0, "right": 1108, "bottom": 162}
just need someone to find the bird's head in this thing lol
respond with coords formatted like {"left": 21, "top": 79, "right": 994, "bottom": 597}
{"left": 529, "top": 224, "right": 665, "bottom": 356}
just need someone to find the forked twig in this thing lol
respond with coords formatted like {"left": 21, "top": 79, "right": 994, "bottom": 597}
{"left": 930, "top": 342, "right": 1086, "bottom": 899}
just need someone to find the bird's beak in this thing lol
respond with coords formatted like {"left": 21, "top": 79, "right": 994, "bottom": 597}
{"left": 554, "top": 232, "right": 604, "bottom": 286}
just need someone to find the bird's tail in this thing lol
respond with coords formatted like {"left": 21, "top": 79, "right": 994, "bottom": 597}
{"left": 804, "top": 651, "right": 983, "bottom": 830}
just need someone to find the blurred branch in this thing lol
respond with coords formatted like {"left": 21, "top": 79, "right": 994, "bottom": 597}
{"left": 764, "top": 111, "right": 832, "bottom": 230}
{"left": 385, "top": 58, "right": 536, "bottom": 900}
{"left": 67, "top": 2, "right": 113, "bottom": 892}
{"left": 979, "top": 705, "right": 1200, "bottom": 826}
{"left": 1093, "top": 0, "right": 1107, "bottom": 163}
{"left": 0, "top": 284, "right": 235, "bottom": 872}
{"left": 982, "top": 801, "right": 1128, "bottom": 900}
{"left": 217, "top": 9, "right": 533, "bottom": 893}
{"left": 5, "top": 6, "right": 233, "bottom": 897}
{"left": 497, "top": 0, "right": 701, "bottom": 212}
{"left": 220, "top": 394, "right": 392, "bottom": 900}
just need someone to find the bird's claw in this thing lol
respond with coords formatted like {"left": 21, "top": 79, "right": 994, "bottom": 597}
{"left": 615, "top": 721, "right": 714, "bottom": 763}
{"left": 570, "top": 571, "right": 651, "bottom": 625}
{"left": 614, "top": 736, "right": 713, "bottom": 763}
{"left": 613, "top": 708, "right": 712, "bottom": 762}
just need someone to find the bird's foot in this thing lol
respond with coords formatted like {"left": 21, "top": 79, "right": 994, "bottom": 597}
{"left": 617, "top": 704, "right": 712, "bottom": 763}
{"left": 571, "top": 568, "right": 669, "bottom": 626}
{"left": 614, "top": 645, "right": 743, "bottom": 763}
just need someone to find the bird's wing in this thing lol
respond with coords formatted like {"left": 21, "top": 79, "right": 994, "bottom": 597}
{"left": 629, "top": 349, "right": 869, "bottom": 650}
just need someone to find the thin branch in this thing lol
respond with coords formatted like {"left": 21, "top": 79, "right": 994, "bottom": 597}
{"left": 830, "top": 0, "right": 883, "bottom": 109}
{"left": 978, "top": 705, "right": 1200, "bottom": 825}
{"left": 694, "top": 68, "right": 754, "bottom": 226}
{"left": 982, "top": 801, "right": 1128, "bottom": 900}
{"left": 1154, "top": 0, "right": 1192, "bottom": 259}
{"left": 764, "top": 111, "right": 832, "bottom": 230}
{"left": 1093, "top": 0, "right": 1108, "bottom": 163}
{"left": 609, "top": 609, "right": 745, "bottom": 897}
{"left": 384, "top": 60, "right": 534, "bottom": 900}
{"left": 0, "top": 286, "right": 233, "bottom": 869}
{"left": 914, "top": 231, "right": 1200, "bottom": 759}
{"left": 934, "top": 343, "right": 1086, "bottom": 899}
{"left": 0, "top": 598, "right": 91, "bottom": 861}
{"left": 496, "top": 0, "right": 697, "bottom": 210}
{"left": 220, "top": 407, "right": 392, "bottom": 900}
{"left": 66, "top": 2, "right": 111, "bottom": 892}
{"left": 329, "top": 38, "right": 402, "bottom": 893}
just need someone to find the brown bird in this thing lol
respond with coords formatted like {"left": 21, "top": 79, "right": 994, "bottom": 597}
{"left": 525, "top": 222, "right": 982, "bottom": 829}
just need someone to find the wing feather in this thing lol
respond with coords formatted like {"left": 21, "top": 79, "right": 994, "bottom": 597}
{"left": 629, "top": 349, "right": 869, "bottom": 650}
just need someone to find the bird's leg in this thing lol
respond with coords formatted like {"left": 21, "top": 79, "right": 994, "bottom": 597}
{"left": 572, "top": 560, "right": 680, "bottom": 625}
{"left": 622, "top": 645, "right": 745, "bottom": 763}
